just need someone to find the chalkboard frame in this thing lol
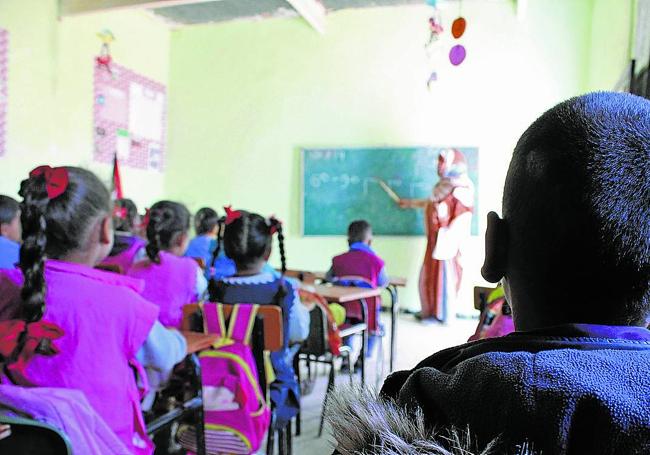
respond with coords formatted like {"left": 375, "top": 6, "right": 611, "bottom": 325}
{"left": 300, "top": 146, "right": 479, "bottom": 237}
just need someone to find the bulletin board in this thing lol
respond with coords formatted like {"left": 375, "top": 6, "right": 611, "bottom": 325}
{"left": 0, "top": 29, "right": 8, "bottom": 157}
{"left": 93, "top": 62, "right": 166, "bottom": 171}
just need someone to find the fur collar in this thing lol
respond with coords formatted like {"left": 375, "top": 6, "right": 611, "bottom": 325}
{"left": 326, "top": 385, "right": 537, "bottom": 455}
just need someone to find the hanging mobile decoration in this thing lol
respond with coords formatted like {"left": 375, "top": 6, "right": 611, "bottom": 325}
{"left": 449, "top": 3, "right": 467, "bottom": 66}
{"left": 424, "top": 0, "right": 443, "bottom": 88}
{"left": 95, "top": 29, "right": 115, "bottom": 74}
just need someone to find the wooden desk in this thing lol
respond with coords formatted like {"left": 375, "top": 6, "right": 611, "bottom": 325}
{"left": 311, "top": 284, "right": 382, "bottom": 303}
{"left": 288, "top": 269, "right": 407, "bottom": 372}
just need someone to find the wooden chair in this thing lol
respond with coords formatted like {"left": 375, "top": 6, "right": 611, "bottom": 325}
{"left": 192, "top": 257, "right": 206, "bottom": 270}
{"left": 181, "top": 303, "right": 290, "bottom": 455}
{"left": 473, "top": 286, "right": 498, "bottom": 312}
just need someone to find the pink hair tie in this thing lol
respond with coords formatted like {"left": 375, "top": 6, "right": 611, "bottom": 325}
{"left": 29, "top": 166, "right": 69, "bottom": 200}
{"left": 224, "top": 205, "right": 242, "bottom": 225}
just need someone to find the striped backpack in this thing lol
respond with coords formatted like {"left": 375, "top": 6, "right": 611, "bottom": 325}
{"left": 179, "top": 303, "right": 270, "bottom": 454}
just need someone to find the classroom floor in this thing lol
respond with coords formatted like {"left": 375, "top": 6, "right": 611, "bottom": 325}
{"left": 285, "top": 313, "right": 478, "bottom": 455}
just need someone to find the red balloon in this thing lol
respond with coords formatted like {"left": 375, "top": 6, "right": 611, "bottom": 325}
{"left": 452, "top": 17, "right": 466, "bottom": 39}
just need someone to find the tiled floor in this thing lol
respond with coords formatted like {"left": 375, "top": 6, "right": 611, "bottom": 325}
{"left": 285, "top": 313, "right": 478, "bottom": 455}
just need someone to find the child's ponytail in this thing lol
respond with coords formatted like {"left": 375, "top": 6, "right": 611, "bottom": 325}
{"left": 18, "top": 175, "right": 50, "bottom": 323}
{"left": 145, "top": 201, "right": 191, "bottom": 264}
{"left": 209, "top": 216, "right": 225, "bottom": 269}
{"left": 269, "top": 217, "right": 286, "bottom": 275}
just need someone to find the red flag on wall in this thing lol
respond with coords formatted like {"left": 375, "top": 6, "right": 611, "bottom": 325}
{"left": 112, "top": 154, "right": 123, "bottom": 200}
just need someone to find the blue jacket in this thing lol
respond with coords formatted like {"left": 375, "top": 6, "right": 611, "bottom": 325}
{"left": 381, "top": 324, "right": 650, "bottom": 454}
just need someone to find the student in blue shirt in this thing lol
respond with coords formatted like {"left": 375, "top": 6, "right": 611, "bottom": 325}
{"left": 185, "top": 207, "right": 236, "bottom": 279}
{"left": 0, "top": 195, "right": 21, "bottom": 269}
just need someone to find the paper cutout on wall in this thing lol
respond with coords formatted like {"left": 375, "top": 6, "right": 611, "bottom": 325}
{"left": 93, "top": 61, "right": 166, "bottom": 171}
{"left": 129, "top": 82, "right": 165, "bottom": 142}
{"left": 0, "top": 29, "right": 8, "bottom": 157}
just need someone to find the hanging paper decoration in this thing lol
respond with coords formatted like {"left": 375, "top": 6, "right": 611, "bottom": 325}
{"left": 449, "top": 45, "right": 466, "bottom": 66}
{"left": 96, "top": 29, "right": 115, "bottom": 74}
{"left": 451, "top": 17, "right": 466, "bottom": 39}
{"left": 424, "top": 0, "right": 443, "bottom": 88}
{"left": 449, "top": 5, "right": 467, "bottom": 66}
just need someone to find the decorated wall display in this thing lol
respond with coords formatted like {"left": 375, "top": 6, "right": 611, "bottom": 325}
{"left": 93, "top": 61, "right": 166, "bottom": 171}
{"left": 0, "top": 29, "right": 8, "bottom": 157}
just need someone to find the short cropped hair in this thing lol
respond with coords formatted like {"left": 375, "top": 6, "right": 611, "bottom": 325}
{"left": 348, "top": 220, "right": 372, "bottom": 245}
{"left": 504, "top": 92, "right": 650, "bottom": 324}
{"left": 0, "top": 195, "right": 20, "bottom": 226}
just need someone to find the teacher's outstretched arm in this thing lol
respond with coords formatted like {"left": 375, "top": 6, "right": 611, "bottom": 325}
{"left": 377, "top": 179, "right": 429, "bottom": 209}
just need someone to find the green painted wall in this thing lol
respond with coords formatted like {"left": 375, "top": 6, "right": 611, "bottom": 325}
{"left": 587, "top": 0, "right": 634, "bottom": 91}
{"left": 165, "top": 0, "right": 594, "bottom": 312}
{"left": 0, "top": 0, "right": 170, "bottom": 208}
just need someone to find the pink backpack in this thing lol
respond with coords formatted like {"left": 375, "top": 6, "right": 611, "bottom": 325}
{"left": 178, "top": 303, "right": 270, "bottom": 454}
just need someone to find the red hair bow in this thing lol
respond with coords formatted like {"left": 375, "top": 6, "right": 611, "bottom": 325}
{"left": 269, "top": 216, "right": 282, "bottom": 235}
{"left": 140, "top": 208, "right": 151, "bottom": 230}
{"left": 113, "top": 206, "right": 127, "bottom": 220}
{"left": 29, "top": 166, "right": 69, "bottom": 200}
{"left": 0, "top": 320, "right": 64, "bottom": 383}
{"left": 224, "top": 205, "right": 242, "bottom": 225}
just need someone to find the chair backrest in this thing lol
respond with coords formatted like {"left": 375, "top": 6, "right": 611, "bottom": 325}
{"left": 473, "top": 286, "right": 497, "bottom": 311}
{"left": 182, "top": 303, "right": 284, "bottom": 352}
{"left": 0, "top": 415, "right": 72, "bottom": 455}
{"left": 94, "top": 263, "right": 124, "bottom": 274}
{"left": 192, "top": 257, "right": 206, "bottom": 270}
{"left": 300, "top": 304, "right": 329, "bottom": 357}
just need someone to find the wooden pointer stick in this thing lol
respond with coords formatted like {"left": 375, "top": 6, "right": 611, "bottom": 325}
{"left": 377, "top": 179, "right": 401, "bottom": 203}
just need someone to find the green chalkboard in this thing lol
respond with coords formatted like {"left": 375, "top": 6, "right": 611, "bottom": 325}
{"left": 302, "top": 147, "right": 479, "bottom": 236}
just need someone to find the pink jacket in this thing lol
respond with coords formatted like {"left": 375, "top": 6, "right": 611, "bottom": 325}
{"left": 128, "top": 251, "right": 200, "bottom": 329}
{"left": 0, "top": 260, "right": 158, "bottom": 454}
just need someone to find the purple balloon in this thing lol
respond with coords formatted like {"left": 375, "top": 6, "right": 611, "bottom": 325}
{"left": 449, "top": 45, "right": 466, "bottom": 66}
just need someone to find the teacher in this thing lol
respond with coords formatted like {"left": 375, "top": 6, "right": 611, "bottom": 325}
{"left": 397, "top": 148, "right": 474, "bottom": 323}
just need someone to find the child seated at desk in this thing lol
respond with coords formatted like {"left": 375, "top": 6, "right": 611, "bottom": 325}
{"left": 209, "top": 208, "right": 309, "bottom": 430}
{"left": 185, "top": 207, "right": 237, "bottom": 279}
{"left": 100, "top": 198, "right": 145, "bottom": 273}
{"left": 128, "top": 201, "right": 207, "bottom": 328}
{"left": 0, "top": 195, "right": 21, "bottom": 270}
{"left": 327, "top": 220, "right": 387, "bottom": 362}
{"left": 0, "top": 166, "right": 216, "bottom": 454}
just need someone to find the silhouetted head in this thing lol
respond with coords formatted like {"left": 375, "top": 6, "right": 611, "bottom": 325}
{"left": 113, "top": 198, "right": 139, "bottom": 233}
{"left": 482, "top": 92, "right": 650, "bottom": 329}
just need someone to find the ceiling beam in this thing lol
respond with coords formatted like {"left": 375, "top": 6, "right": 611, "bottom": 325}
{"left": 59, "top": 0, "right": 221, "bottom": 16}
{"left": 285, "top": 0, "right": 327, "bottom": 34}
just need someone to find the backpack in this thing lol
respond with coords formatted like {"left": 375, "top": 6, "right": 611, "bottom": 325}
{"left": 178, "top": 303, "right": 270, "bottom": 455}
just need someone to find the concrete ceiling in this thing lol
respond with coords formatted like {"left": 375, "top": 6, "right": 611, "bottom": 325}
{"left": 151, "top": 0, "right": 423, "bottom": 25}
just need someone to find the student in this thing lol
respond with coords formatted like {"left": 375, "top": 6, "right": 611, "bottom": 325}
{"left": 100, "top": 198, "right": 145, "bottom": 273}
{"left": 185, "top": 207, "right": 236, "bottom": 279}
{"left": 0, "top": 166, "right": 215, "bottom": 454}
{"left": 327, "top": 220, "right": 388, "bottom": 361}
{"left": 329, "top": 92, "right": 650, "bottom": 454}
{"left": 0, "top": 195, "right": 21, "bottom": 270}
{"left": 128, "top": 201, "right": 207, "bottom": 329}
{"left": 209, "top": 209, "right": 310, "bottom": 430}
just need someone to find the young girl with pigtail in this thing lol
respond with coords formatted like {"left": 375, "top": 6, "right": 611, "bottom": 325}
{"left": 128, "top": 200, "right": 208, "bottom": 329}
{"left": 100, "top": 197, "right": 146, "bottom": 273}
{"left": 208, "top": 207, "right": 310, "bottom": 430}
{"left": 0, "top": 166, "right": 215, "bottom": 454}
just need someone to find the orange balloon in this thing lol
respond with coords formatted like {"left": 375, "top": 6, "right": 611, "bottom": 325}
{"left": 452, "top": 17, "right": 466, "bottom": 39}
